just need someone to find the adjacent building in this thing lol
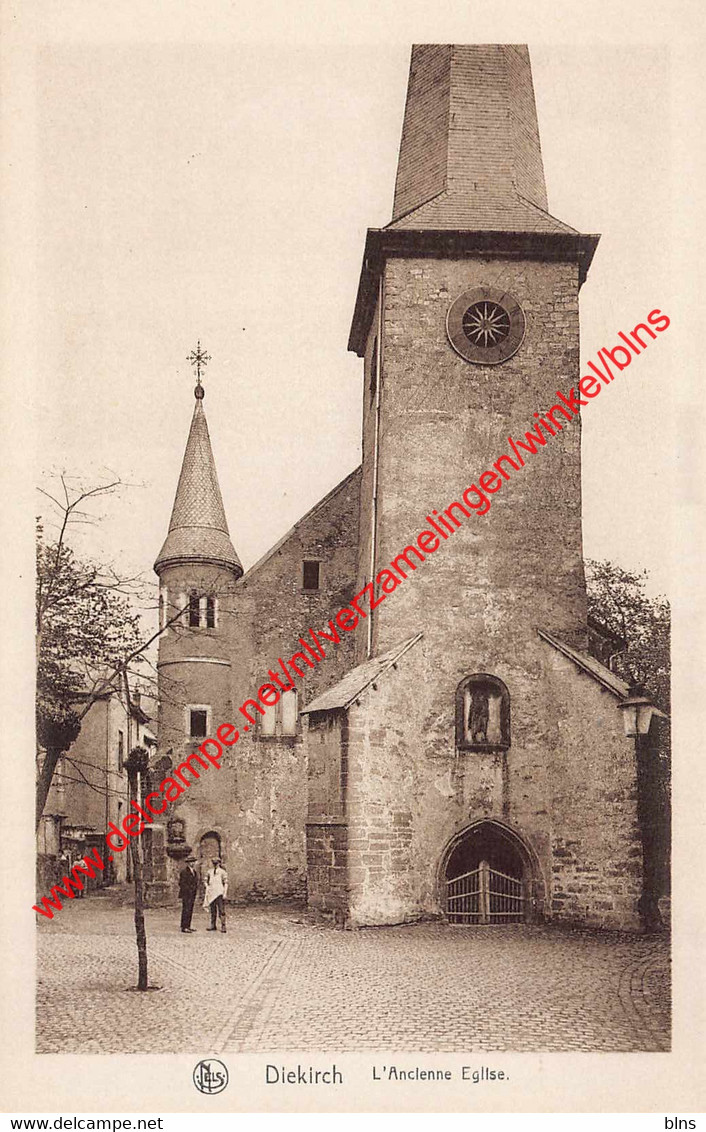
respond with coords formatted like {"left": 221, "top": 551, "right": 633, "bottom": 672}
{"left": 151, "top": 45, "right": 667, "bottom": 931}
{"left": 38, "top": 689, "right": 156, "bottom": 891}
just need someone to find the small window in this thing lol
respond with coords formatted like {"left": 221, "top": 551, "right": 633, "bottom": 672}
{"left": 190, "top": 709, "right": 208, "bottom": 739}
{"left": 117, "top": 729, "right": 125, "bottom": 772}
{"left": 302, "top": 560, "right": 320, "bottom": 591}
{"left": 188, "top": 593, "right": 200, "bottom": 628}
{"left": 158, "top": 593, "right": 165, "bottom": 630}
{"left": 206, "top": 596, "right": 216, "bottom": 629}
{"left": 260, "top": 702, "right": 277, "bottom": 736}
{"left": 280, "top": 689, "right": 298, "bottom": 735}
{"left": 258, "top": 689, "right": 298, "bottom": 738}
{"left": 370, "top": 337, "right": 378, "bottom": 406}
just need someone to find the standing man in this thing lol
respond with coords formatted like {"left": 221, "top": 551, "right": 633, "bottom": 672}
{"left": 178, "top": 854, "right": 199, "bottom": 933}
{"left": 203, "top": 857, "right": 228, "bottom": 933}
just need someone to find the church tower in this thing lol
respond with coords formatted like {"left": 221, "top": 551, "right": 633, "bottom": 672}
{"left": 154, "top": 351, "right": 242, "bottom": 868}
{"left": 304, "top": 45, "right": 649, "bottom": 933}
{"left": 349, "top": 44, "right": 599, "bottom": 662}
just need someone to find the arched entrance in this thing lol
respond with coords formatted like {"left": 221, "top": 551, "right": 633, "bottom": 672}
{"left": 441, "top": 820, "right": 538, "bottom": 924}
{"left": 198, "top": 831, "right": 222, "bottom": 879}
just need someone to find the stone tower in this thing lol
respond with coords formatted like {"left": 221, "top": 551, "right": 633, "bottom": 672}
{"left": 349, "top": 44, "right": 599, "bottom": 663}
{"left": 154, "top": 375, "right": 243, "bottom": 870}
{"left": 303, "top": 45, "right": 648, "bottom": 932}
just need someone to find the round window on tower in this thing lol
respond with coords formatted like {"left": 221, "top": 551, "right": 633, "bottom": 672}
{"left": 446, "top": 286, "right": 525, "bottom": 365}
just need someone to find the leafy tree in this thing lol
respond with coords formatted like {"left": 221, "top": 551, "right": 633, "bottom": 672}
{"left": 586, "top": 559, "right": 671, "bottom": 925}
{"left": 36, "top": 517, "right": 144, "bottom": 826}
{"left": 585, "top": 559, "right": 670, "bottom": 711}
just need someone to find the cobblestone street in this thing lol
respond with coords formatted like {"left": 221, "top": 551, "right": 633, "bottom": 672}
{"left": 36, "top": 896, "right": 670, "bottom": 1055}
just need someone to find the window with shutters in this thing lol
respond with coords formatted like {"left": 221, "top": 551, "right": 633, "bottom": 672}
{"left": 258, "top": 690, "right": 298, "bottom": 738}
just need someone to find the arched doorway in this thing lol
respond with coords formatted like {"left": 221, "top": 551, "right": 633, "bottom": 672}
{"left": 198, "top": 831, "right": 222, "bottom": 880}
{"left": 442, "top": 820, "right": 536, "bottom": 924}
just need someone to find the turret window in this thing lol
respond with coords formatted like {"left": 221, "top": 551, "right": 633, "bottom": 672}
{"left": 185, "top": 593, "right": 217, "bottom": 629}
{"left": 189, "top": 707, "right": 209, "bottom": 739}
{"left": 188, "top": 593, "right": 200, "bottom": 628}
{"left": 206, "top": 596, "right": 216, "bottom": 628}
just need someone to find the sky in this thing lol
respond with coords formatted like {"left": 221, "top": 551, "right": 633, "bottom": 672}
{"left": 31, "top": 40, "right": 674, "bottom": 612}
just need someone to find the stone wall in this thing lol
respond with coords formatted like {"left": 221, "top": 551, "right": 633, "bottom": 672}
{"left": 225, "top": 469, "right": 360, "bottom": 900}
{"left": 360, "top": 255, "right": 587, "bottom": 661}
{"left": 298, "top": 248, "right": 647, "bottom": 933}
{"left": 305, "top": 711, "right": 349, "bottom": 913}
{"left": 338, "top": 630, "right": 642, "bottom": 932}
{"left": 306, "top": 822, "right": 348, "bottom": 914}
{"left": 544, "top": 645, "right": 643, "bottom": 931}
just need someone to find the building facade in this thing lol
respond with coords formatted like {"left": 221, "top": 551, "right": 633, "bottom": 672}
{"left": 152, "top": 45, "right": 665, "bottom": 931}
{"left": 38, "top": 689, "right": 156, "bottom": 891}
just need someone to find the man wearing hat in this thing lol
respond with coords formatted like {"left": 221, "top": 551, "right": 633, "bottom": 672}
{"left": 178, "top": 855, "right": 199, "bottom": 933}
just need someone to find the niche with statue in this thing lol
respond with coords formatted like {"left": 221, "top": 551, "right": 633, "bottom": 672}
{"left": 455, "top": 674, "right": 510, "bottom": 751}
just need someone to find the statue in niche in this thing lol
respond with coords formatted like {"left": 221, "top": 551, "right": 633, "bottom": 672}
{"left": 468, "top": 687, "right": 490, "bottom": 743}
{"left": 457, "top": 675, "right": 509, "bottom": 750}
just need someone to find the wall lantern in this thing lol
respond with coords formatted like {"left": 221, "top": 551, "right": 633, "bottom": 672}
{"left": 618, "top": 685, "right": 665, "bottom": 738}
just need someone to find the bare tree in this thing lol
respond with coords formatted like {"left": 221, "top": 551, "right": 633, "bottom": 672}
{"left": 35, "top": 473, "right": 211, "bottom": 828}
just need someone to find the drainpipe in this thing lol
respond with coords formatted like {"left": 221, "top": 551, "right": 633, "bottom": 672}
{"left": 367, "top": 271, "right": 384, "bottom": 660}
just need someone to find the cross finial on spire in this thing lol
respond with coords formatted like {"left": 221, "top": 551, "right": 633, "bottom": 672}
{"left": 187, "top": 340, "right": 211, "bottom": 399}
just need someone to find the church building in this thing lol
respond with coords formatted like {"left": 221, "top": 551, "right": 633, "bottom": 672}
{"left": 152, "top": 45, "right": 664, "bottom": 932}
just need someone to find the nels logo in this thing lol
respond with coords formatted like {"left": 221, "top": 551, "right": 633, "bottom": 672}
{"left": 193, "top": 1058, "right": 229, "bottom": 1095}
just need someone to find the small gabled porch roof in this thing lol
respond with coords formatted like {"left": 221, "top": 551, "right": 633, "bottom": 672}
{"left": 301, "top": 633, "right": 423, "bottom": 715}
{"left": 538, "top": 628, "right": 631, "bottom": 697}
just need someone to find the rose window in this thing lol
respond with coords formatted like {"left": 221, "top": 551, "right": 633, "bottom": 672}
{"left": 446, "top": 286, "right": 526, "bottom": 365}
{"left": 461, "top": 301, "right": 511, "bottom": 348}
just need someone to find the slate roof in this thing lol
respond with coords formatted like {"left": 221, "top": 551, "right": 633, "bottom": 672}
{"left": 348, "top": 44, "right": 600, "bottom": 354}
{"left": 301, "top": 633, "right": 423, "bottom": 714}
{"left": 388, "top": 45, "right": 577, "bottom": 236}
{"left": 538, "top": 629, "right": 630, "bottom": 698}
{"left": 154, "top": 391, "right": 242, "bottom": 576}
{"left": 387, "top": 192, "right": 578, "bottom": 236}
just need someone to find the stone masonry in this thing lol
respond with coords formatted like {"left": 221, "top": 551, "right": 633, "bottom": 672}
{"left": 152, "top": 44, "right": 665, "bottom": 933}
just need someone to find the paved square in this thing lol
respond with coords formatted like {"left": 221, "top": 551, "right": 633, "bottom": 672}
{"left": 36, "top": 896, "right": 670, "bottom": 1054}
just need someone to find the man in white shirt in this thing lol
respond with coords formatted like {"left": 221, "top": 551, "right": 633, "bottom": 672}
{"left": 203, "top": 857, "right": 228, "bottom": 933}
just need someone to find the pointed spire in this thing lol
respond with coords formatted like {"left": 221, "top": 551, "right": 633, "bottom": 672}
{"left": 388, "top": 45, "right": 576, "bottom": 235}
{"left": 154, "top": 372, "right": 242, "bottom": 578}
{"left": 349, "top": 45, "right": 600, "bottom": 355}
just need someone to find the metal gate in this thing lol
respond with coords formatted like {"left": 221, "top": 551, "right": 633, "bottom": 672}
{"left": 445, "top": 859, "right": 525, "bottom": 924}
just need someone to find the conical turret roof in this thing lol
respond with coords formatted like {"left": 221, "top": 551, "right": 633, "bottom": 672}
{"left": 154, "top": 387, "right": 242, "bottom": 577}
